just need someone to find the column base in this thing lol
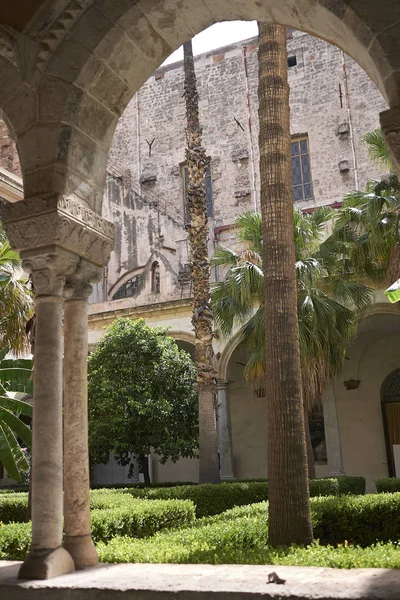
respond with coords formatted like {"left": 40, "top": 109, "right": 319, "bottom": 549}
{"left": 63, "top": 534, "right": 99, "bottom": 570}
{"left": 220, "top": 475, "right": 236, "bottom": 481}
{"left": 18, "top": 547, "right": 74, "bottom": 580}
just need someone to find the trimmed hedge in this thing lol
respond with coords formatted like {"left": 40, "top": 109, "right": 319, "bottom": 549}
{"left": 312, "top": 492, "right": 400, "bottom": 546}
{"left": 0, "top": 494, "right": 28, "bottom": 523}
{"left": 91, "top": 499, "right": 195, "bottom": 543}
{"left": 124, "top": 482, "right": 268, "bottom": 518}
{"left": 0, "top": 498, "right": 195, "bottom": 560}
{"left": 96, "top": 495, "right": 400, "bottom": 565}
{"left": 376, "top": 478, "right": 400, "bottom": 493}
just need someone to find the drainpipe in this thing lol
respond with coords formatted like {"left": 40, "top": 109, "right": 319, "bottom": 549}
{"left": 136, "top": 89, "right": 141, "bottom": 188}
{"left": 341, "top": 51, "right": 359, "bottom": 190}
{"left": 242, "top": 45, "right": 258, "bottom": 213}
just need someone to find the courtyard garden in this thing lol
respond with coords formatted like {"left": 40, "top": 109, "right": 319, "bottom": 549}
{"left": 1, "top": 477, "right": 400, "bottom": 568}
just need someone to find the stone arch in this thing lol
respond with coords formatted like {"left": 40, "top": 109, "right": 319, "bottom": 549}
{"left": 341, "top": 303, "right": 400, "bottom": 383}
{"left": 217, "top": 329, "right": 244, "bottom": 380}
{"left": 1, "top": 0, "right": 400, "bottom": 211}
{"left": 168, "top": 331, "right": 196, "bottom": 346}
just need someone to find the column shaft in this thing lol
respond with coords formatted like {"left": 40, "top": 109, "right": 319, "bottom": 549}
{"left": 322, "top": 383, "right": 345, "bottom": 476}
{"left": 63, "top": 296, "right": 98, "bottom": 568}
{"left": 217, "top": 380, "right": 235, "bottom": 480}
{"left": 19, "top": 294, "right": 74, "bottom": 579}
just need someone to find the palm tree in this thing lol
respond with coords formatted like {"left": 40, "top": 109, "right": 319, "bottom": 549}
{"left": 0, "top": 225, "right": 34, "bottom": 355}
{"left": 212, "top": 209, "right": 373, "bottom": 476}
{"left": 0, "top": 347, "right": 33, "bottom": 482}
{"left": 183, "top": 40, "right": 219, "bottom": 484}
{"left": 331, "top": 128, "right": 400, "bottom": 289}
{"left": 257, "top": 21, "right": 313, "bottom": 546}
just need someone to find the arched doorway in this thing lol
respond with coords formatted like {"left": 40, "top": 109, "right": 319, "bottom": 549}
{"left": 382, "top": 369, "right": 400, "bottom": 477}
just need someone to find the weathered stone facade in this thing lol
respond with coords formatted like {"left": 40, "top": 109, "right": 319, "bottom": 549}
{"left": 100, "top": 31, "right": 387, "bottom": 304}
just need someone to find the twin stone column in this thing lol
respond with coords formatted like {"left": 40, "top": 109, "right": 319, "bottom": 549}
{"left": 3, "top": 196, "right": 114, "bottom": 580}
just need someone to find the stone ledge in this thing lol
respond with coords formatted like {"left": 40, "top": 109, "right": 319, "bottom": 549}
{"left": 1, "top": 561, "right": 400, "bottom": 599}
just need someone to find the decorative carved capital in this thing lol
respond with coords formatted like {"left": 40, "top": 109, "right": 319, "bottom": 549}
{"left": 380, "top": 107, "right": 400, "bottom": 173}
{"left": 64, "top": 260, "right": 103, "bottom": 301}
{"left": 216, "top": 379, "right": 229, "bottom": 391}
{"left": 21, "top": 247, "right": 79, "bottom": 298}
{"left": 2, "top": 195, "right": 114, "bottom": 267}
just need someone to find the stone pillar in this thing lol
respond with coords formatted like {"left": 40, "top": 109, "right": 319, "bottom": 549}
{"left": 63, "top": 261, "right": 102, "bottom": 569}
{"left": 322, "top": 382, "right": 345, "bottom": 476}
{"left": 380, "top": 106, "right": 400, "bottom": 174}
{"left": 2, "top": 195, "right": 114, "bottom": 580}
{"left": 216, "top": 379, "right": 235, "bottom": 480}
{"left": 19, "top": 249, "right": 78, "bottom": 580}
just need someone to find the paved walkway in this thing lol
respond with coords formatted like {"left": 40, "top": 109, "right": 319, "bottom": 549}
{"left": 1, "top": 561, "right": 400, "bottom": 599}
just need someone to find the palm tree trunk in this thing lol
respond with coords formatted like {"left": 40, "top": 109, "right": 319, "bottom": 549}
{"left": 304, "top": 409, "right": 316, "bottom": 479}
{"left": 258, "top": 22, "right": 313, "bottom": 546}
{"left": 183, "top": 40, "right": 220, "bottom": 484}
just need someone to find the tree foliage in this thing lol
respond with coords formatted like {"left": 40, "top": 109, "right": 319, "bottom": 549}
{"left": 211, "top": 208, "right": 373, "bottom": 409}
{"left": 88, "top": 318, "right": 198, "bottom": 477}
{"left": 0, "top": 224, "right": 34, "bottom": 355}
{"left": 0, "top": 347, "right": 33, "bottom": 482}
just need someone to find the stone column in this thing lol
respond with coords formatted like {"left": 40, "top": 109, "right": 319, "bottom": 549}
{"left": 2, "top": 195, "right": 115, "bottom": 580}
{"left": 19, "top": 249, "right": 78, "bottom": 580}
{"left": 216, "top": 379, "right": 235, "bottom": 480}
{"left": 63, "top": 260, "right": 102, "bottom": 569}
{"left": 322, "top": 382, "right": 345, "bottom": 476}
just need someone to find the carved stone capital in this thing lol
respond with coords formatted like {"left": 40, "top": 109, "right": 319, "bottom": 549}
{"left": 2, "top": 195, "right": 114, "bottom": 267}
{"left": 21, "top": 247, "right": 79, "bottom": 298}
{"left": 380, "top": 107, "right": 400, "bottom": 173}
{"left": 64, "top": 260, "right": 103, "bottom": 301}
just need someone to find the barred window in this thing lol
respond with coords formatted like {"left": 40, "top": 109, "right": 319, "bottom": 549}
{"left": 112, "top": 275, "right": 141, "bottom": 300}
{"left": 291, "top": 137, "right": 313, "bottom": 202}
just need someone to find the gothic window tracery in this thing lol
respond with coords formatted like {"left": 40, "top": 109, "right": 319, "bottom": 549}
{"left": 112, "top": 274, "right": 142, "bottom": 300}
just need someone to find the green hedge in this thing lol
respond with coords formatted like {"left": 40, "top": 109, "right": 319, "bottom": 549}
{"left": 0, "top": 494, "right": 28, "bottom": 523}
{"left": 376, "top": 478, "right": 400, "bottom": 493}
{"left": 96, "top": 495, "right": 400, "bottom": 565}
{"left": 312, "top": 492, "right": 400, "bottom": 546}
{"left": 125, "top": 482, "right": 268, "bottom": 518}
{"left": 0, "top": 498, "right": 195, "bottom": 560}
{"left": 91, "top": 499, "right": 195, "bottom": 543}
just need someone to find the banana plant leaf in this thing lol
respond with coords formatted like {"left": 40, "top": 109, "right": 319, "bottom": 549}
{"left": 0, "top": 423, "right": 29, "bottom": 482}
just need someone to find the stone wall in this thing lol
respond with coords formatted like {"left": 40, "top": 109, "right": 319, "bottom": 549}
{"left": 0, "top": 121, "right": 21, "bottom": 178}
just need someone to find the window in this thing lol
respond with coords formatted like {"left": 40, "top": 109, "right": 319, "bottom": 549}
{"left": 182, "top": 163, "right": 212, "bottom": 222}
{"left": 112, "top": 274, "right": 141, "bottom": 300}
{"left": 288, "top": 55, "right": 297, "bottom": 67}
{"left": 291, "top": 137, "right": 313, "bottom": 202}
{"left": 151, "top": 262, "right": 160, "bottom": 294}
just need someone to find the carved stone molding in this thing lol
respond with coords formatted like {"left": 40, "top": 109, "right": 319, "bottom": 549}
{"left": 0, "top": 26, "right": 17, "bottom": 67}
{"left": 380, "top": 107, "right": 400, "bottom": 174}
{"left": 64, "top": 259, "right": 103, "bottom": 301}
{"left": 21, "top": 247, "right": 79, "bottom": 297}
{"left": 2, "top": 195, "right": 114, "bottom": 267}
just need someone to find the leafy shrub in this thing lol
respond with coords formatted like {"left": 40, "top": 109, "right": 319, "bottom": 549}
{"left": 125, "top": 482, "right": 268, "bottom": 517}
{"left": 312, "top": 493, "right": 400, "bottom": 546}
{"left": 91, "top": 481, "right": 196, "bottom": 490}
{"left": 309, "top": 478, "right": 339, "bottom": 496}
{"left": 0, "top": 522, "right": 31, "bottom": 560}
{"left": 335, "top": 476, "right": 366, "bottom": 495}
{"left": 376, "top": 478, "right": 400, "bottom": 493}
{"left": 91, "top": 499, "right": 195, "bottom": 543}
{"left": 0, "top": 494, "right": 28, "bottom": 523}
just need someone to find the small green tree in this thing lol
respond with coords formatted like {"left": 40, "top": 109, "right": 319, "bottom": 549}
{"left": 88, "top": 318, "right": 198, "bottom": 483}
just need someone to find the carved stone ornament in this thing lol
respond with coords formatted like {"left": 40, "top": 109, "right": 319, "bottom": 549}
{"left": 2, "top": 196, "right": 115, "bottom": 267}
{"left": 380, "top": 107, "right": 400, "bottom": 173}
{"left": 64, "top": 259, "right": 103, "bottom": 301}
{"left": 21, "top": 248, "right": 79, "bottom": 298}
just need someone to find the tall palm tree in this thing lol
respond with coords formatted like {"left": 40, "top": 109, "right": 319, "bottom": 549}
{"left": 257, "top": 21, "right": 312, "bottom": 546}
{"left": 0, "top": 347, "right": 33, "bottom": 482}
{"left": 212, "top": 209, "right": 373, "bottom": 476}
{"left": 0, "top": 225, "right": 34, "bottom": 355}
{"left": 183, "top": 40, "right": 219, "bottom": 484}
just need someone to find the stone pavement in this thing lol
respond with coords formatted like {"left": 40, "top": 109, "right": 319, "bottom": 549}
{"left": 1, "top": 560, "right": 400, "bottom": 599}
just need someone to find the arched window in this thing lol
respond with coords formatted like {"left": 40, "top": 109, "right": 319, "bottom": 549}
{"left": 382, "top": 369, "right": 400, "bottom": 476}
{"left": 151, "top": 262, "right": 160, "bottom": 294}
{"left": 112, "top": 274, "right": 142, "bottom": 300}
